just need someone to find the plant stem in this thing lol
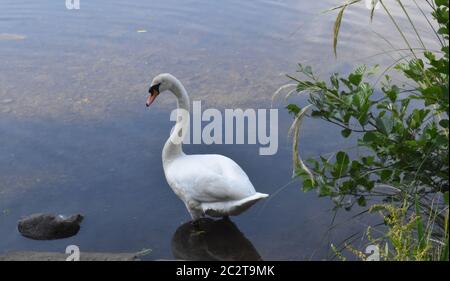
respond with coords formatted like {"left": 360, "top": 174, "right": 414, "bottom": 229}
{"left": 396, "top": 0, "right": 427, "bottom": 50}
{"left": 379, "top": 0, "right": 418, "bottom": 59}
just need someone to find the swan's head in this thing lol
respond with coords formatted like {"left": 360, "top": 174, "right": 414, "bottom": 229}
{"left": 146, "top": 73, "right": 178, "bottom": 107}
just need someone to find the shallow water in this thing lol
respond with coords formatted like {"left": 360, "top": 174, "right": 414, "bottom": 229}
{"left": 0, "top": 0, "right": 437, "bottom": 260}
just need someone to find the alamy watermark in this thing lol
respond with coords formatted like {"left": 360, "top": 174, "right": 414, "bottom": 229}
{"left": 169, "top": 101, "right": 278, "bottom": 156}
{"left": 65, "top": 0, "right": 80, "bottom": 10}
{"left": 65, "top": 245, "right": 80, "bottom": 261}
{"left": 365, "top": 245, "right": 380, "bottom": 261}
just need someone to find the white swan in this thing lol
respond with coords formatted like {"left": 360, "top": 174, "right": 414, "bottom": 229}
{"left": 146, "top": 73, "right": 268, "bottom": 221}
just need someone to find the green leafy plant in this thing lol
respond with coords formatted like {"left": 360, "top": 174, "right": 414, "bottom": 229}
{"left": 279, "top": 0, "right": 449, "bottom": 260}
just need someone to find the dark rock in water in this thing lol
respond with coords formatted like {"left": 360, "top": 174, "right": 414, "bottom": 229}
{"left": 18, "top": 213, "right": 83, "bottom": 240}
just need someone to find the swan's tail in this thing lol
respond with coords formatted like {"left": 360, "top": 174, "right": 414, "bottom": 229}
{"left": 202, "top": 192, "right": 269, "bottom": 217}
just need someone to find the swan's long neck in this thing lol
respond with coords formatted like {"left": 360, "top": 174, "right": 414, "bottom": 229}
{"left": 162, "top": 79, "right": 190, "bottom": 166}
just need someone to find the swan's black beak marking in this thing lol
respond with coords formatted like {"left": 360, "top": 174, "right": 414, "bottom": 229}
{"left": 146, "top": 83, "right": 160, "bottom": 107}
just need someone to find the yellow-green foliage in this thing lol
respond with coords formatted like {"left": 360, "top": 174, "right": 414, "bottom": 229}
{"left": 337, "top": 198, "right": 449, "bottom": 261}
{"left": 371, "top": 202, "right": 431, "bottom": 261}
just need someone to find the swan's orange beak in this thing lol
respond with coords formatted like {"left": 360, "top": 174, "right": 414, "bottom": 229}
{"left": 146, "top": 93, "right": 158, "bottom": 107}
{"left": 146, "top": 84, "right": 160, "bottom": 107}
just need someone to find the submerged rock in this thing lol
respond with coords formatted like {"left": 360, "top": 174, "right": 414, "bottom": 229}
{"left": 18, "top": 213, "right": 83, "bottom": 240}
{"left": 0, "top": 251, "right": 138, "bottom": 261}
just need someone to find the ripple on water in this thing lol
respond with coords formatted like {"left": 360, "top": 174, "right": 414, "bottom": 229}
{"left": 1, "top": 98, "right": 15, "bottom": 104}
{"left": 0, "top": 33, "right": 26, "bottom": 41}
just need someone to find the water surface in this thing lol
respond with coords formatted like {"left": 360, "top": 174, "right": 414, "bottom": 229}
{"left": 0, "top": 0, "right": 437, "bottom": 260}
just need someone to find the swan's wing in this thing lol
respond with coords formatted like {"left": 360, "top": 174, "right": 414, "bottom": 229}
{"left": 166, "top": 154, "right": 256, "bottom": 203}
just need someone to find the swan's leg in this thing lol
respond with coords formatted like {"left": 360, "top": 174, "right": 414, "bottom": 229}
{"left": 185, "top": 200, "right": 203, "bottom": 222}
{"left": 188, "top": 209, "right": 206, "bottom": 235}
{"left": 184, "top": 200, "right": 205, "bottom": 234}
{"left": 188, "top": 208, "right": 203, "bottom": 222}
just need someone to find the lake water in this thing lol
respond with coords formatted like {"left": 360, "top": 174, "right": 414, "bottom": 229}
{"left": 0, "top": 0, "right": 437, "bottom": 260}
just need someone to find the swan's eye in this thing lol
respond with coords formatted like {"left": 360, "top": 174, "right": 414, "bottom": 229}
{"left": 149, "top": 83, "right": 161, "bottom": 94}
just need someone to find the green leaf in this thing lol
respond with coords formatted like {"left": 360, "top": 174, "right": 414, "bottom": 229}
{"left": 439, "top": 119, "right": 449, "bottom": 129}
{"left": 363, "top": 131, "right": 378, "bottom": 143}
{"left": 408, "top": 109, "right": 430, "bottom": 129}
{"left": 286, "top": 104, "right": 301, "bottom": 115}
{"left": 304, "top": 66, "right": 313, "bottom": 77}
{"left": 362, "top": 156, "right": 374, "bottom": 166}
{"left": 375, "top": 116, "right": 393, "bottom": 135}
{"left": 336, "top": 151, "right": 349, "bottom": 166}
{"left": 385, "top": 85, "right": 399, "bottom": 102}
{"left": 357, "top": 196, "right": 366, "bottom": 207}
{"left": 380, "top": 169, "right": 393, "bottom": 181}
{"left": 333, "top": 4, "right": 347, "bottom": 57}
{"left": 302, "top": 179, "right": 315, "bottom": 192}
{"left": 350, "top": 160, "right": 363, "bottom": 177}
{"left": 341, "top": 128, "right": 352, "bottom": 138}
{"left": 444, "top": 191, "right": 449, "bottom": 206}
{"left": 318, "top": 183, "right": 333, "bottom": 196}
{"left": 435, "top": 0, "right": 447, "bottom": 7}
{"left": 332, "top": 151, "right": 350, "bottom": 177}
{"left": 356, "top": 102, "right": 371, "bottom": 126}
{"left": 349, "top": 73, "right": 363, "bottom": 86}
{"left": 331, "top": 74, "right": 339, "bottom": 89}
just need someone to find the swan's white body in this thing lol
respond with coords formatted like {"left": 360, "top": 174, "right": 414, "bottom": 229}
{"left": 148, "top": 73, "right": 268, "bottom": 220}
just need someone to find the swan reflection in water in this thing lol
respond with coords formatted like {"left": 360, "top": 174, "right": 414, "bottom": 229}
{"left": 171, "top": 218, "right": 262, "bottom": 261}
